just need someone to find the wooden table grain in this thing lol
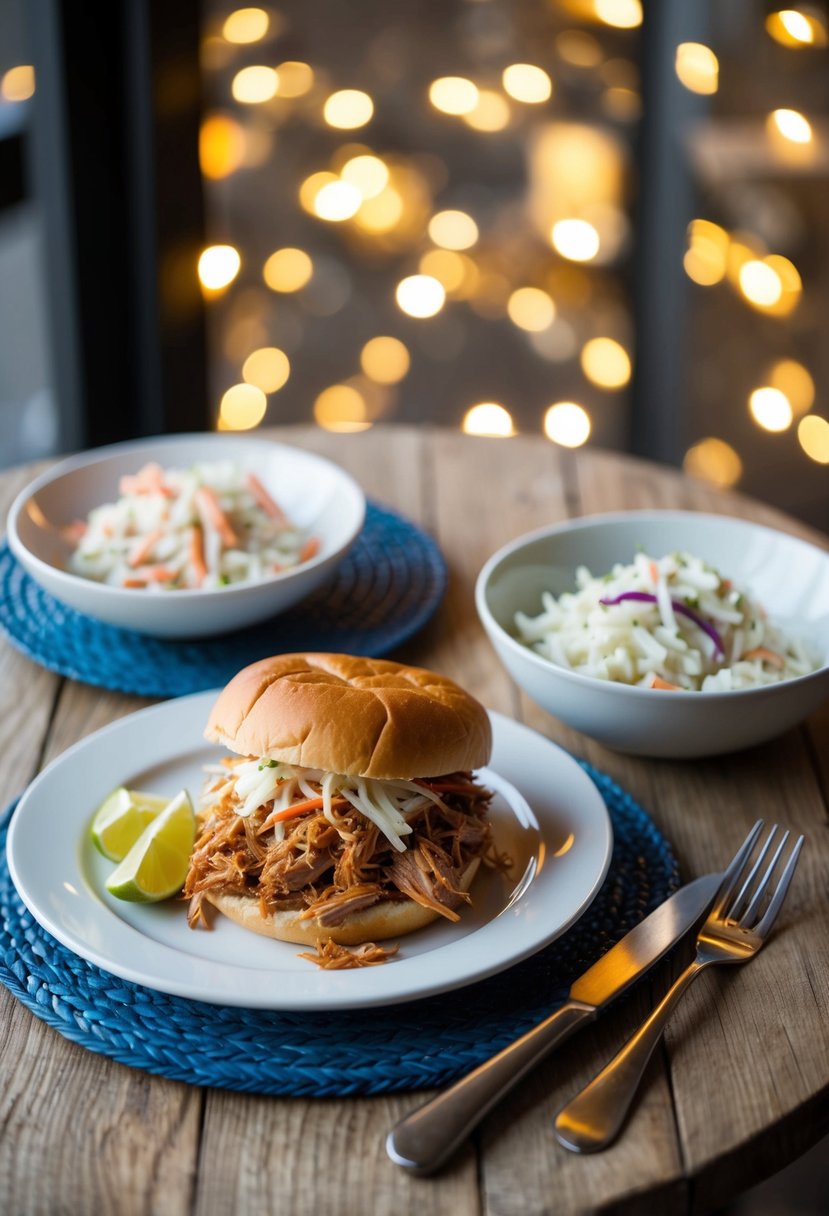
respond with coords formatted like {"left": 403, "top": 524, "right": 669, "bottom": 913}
{"left": 1, "top": 426, "right": 827, "bottom": 1216}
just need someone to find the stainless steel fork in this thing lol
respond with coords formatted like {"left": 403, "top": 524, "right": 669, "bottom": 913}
{"left": 554, "top": 819, "right": 805, "bottom": 1154}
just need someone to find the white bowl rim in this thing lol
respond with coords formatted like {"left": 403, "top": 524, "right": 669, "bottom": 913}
{"left": 7, "top": 432, "right": 367, "bottom": 602}
{"left": 475, "top": 508, "right": 829, "bottom": 702}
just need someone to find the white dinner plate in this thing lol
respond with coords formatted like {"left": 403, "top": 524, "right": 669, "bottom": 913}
{"left": 7, "top": 694, "right": 612, "bottom": 1010}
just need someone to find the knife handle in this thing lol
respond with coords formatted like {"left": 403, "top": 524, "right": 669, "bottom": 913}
{"left": 386, "top": 999, "right": 595, "bottom": 1174}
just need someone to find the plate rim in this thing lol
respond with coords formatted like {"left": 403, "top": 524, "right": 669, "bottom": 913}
{"left": 7, "top": 692, "right": 612, "bottom": 1010}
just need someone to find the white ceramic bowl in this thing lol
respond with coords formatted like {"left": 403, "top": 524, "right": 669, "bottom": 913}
{"left": 8, "top": 433, "right": 366, "bottom": 639}
{"left": 476, "top": 511, "right": 829, "bottom": 758}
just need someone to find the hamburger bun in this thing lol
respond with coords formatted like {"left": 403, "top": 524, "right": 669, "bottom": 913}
{"left": 204, "top": 652, "right": 492, "bottom": 778}
{"left": 204, "top": 858, "right": 481, "bottom": 946}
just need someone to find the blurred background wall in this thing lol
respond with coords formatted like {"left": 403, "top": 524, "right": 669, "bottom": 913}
{"left": 0, "top": 0, "right": 826, "bottom": 529}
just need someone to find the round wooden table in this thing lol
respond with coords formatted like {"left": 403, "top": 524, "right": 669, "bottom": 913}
{"left": 1, "top": 426, "right": 827, "bottom": 1216}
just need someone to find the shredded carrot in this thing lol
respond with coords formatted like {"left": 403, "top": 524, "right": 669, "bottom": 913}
{"left": 262, "top": 796, "right": 348, "bottom": 828}
{"left": 61, "top": 520, "right": 87, "bottom": 544}
{"left": 189, "top": 526, "right": 207, "bottom": 587}
{"left": 298, "top": 536, "right": 320, "bottom": 563}
{"left": 195, "top": 486, "right": 238, "bottom": 548}
{"left": 743, "top": 647, "right": 785, "bottom": 669}
{"left": 122, "top": 577, "right": 147, "bottom": 588}
{"left": 649, "top": 560, "right": 659, "bottom": 586}
{"left": 650, "top": 675, "right": 682, "bottom": 691}
{"left": 246, "top": 472, "right": 289, "bottom": 525}
{"left": 133, "top": 564, "right": 178, "bottom": 583}
{"left": 119, "top": 462, "right": 175, "bottom": 497}
{"left": 128, "top": 527, "right": 163, "bottom": 568}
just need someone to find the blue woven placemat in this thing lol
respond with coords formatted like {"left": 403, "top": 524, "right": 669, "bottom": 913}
{"left": 0, "top": 500, "right": 446, "bottom": 698}
{"left": 0, "top": 767, "right": 679, "bottom": 1097}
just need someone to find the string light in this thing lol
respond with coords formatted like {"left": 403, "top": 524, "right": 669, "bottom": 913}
{"left": 464, "top": 90, "right": 511, "bottom": 132}
{"left": 798, "top": 415, "right": 829, "bottom": 463}
{"left": 551, "top": 219, "right": 600, "bottom": 262}
{"left": 683, "top": 438, "right": 743, "bottom": 488}
{"left": 275, "top": 62, "right": 314, "bottom": 97}
{"left": 313, "top": 180, "right": 362, "bottom": 221}
{"left": 199, "top": 115, "right": 246, "bottom": 180}
{"left": 544, "top": 402, "right": 591, "bottom": 447}
{"left": 360, "top": 337, "right": 411, "bottom": 384}
{"left": 341, "top": 155, "right": 389, "bottom": 199}
{"left": 749, "top": 387, "right": 793, "bottom": 432}
{"left": 1, "top": 65, "right": 35, "bottom": 101}
{"left": 222, "top": 8, "right": 269, "bottom": 44}
{"left": 767, "top": 359, "right": 814, "bottom": 415}
{"left": 323, "top": 90, "right": 374, "bottom": 129}
{"left": 428, "top": 210, "right": 479, "bottom": 250}
{"left": 684, "top": 218, "right": 729, "bottom": 286}
{"left": 242, "top": 347, "right": 291, "bottom": 394}
{"left": 581, "top": 337, "right": 631, "bottom": 388}
{"left": 507, "top": 287, "right": 555, "bottom": 332}
{"left": 231, "top": 66, "right": 279, "bottom": 104}
{"left": 555, "top": 31, "right": 603, "bottom": 68}
{"left": 462, "top": 403, "right": 515, "bottom": 437}
{"left": 675, "top": 43, "right": 719, "bottom": 94}
{"left": 768, "top": 108, "right": 813, "bottom": 143}
{"left": 354, "top": 186, "right": 405, "bottom": 233}
{"left": 263, "top": 247, "right": 313, "bottom": 292}
{"left": 395, "top": 275, "right": 446, "bottom": 318}
{"left": 765, "top": 10, "right": 828, "bottom": 47}
{"left": 502, "top": 64, "right": 552, "bottom": 104}
{"left": 198, "top": 245, "right": 241, "bottom": 290}
{"left": 219, "top": 384, "right": 267, "bottom": 430}
{"left": 593, "top": 0, "right": 643, "bottom": 30}
{"left": 419, "top": 250, "right": 468, "bottom": 293}
{"left": 428, "top": 77, "right": 479, "bottom": 116}
{"left": 314, "top": 384, "right": 371, "bottom": 432}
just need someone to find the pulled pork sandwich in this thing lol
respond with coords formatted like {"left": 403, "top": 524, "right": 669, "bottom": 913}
{"left": 184, "top": 653, "right": 497, "bottom": 948}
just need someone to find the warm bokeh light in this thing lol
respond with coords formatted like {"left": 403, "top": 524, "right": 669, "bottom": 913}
{"left": 581, "top": 337, "right": 632, "bottom": 388}
{"left": 766, "top": 9, "right": 828, "bottom": 47}
{"left": 323, "top": 90, "right": 374, "bottom": 129}
{"left": 594, "top": 0, "right": 643, "bottom": 30}
{"left": 419, "top": 250, "right": 468, "bottom": 292}
{"left": 675, "top": 43, "right": 719, "bottom": 94}
{"left": 507, "top": 287, "right": 556, "bottom": 332}
{"left": 274, "top": 61, "right": 315, "bottom": 98}
{"left": 798, "top": 415, "right": 829, "bottom": 463}
{"left": 602, "top": 87, "right": 642, "bottom": 121}
{"left": 428, "top": 76, "right": 479, "bottom": 116}
{"left": 502, "top": 64, "right": 552, "bottom": 104}
{"left": 341, "top": 155, "right": 389, "bottom": 199}
{"left": 428, "top": 210, "right": 479, "bottom": 251}
{"left": 767, "top": 359, "right": 814, "bottom": 416}
{"left": 299, "top": 171, "right": 337, "bottom": 214}
{"left": 763, "top": 254, "right": 802, "bottom": 314}
{"left": 242, "top": 347, "right": 290, "bottom": 394}
{"left": 768, "top": 108, "right": 813, "bottom": 144}
{"left": 462, "top": 403, "right": 515, "bottom": 438}
{"left": 544, "top": 402, "right": 591, "bottom": 447}
{"left": 198, "top": 245, "right": 241, "bottom": 290}
{"left": 464, "top": 90, "right": 511, "bottom": 132}
{"left": 749, "top": 387, "right": 793, "bottom": 432}
{"left": 1, "top": 65, "right": 35, "bottom": 102}
{"left": 263, "top": 247, "right": 313, "bottom": 292}
{"left": 314, "top": 384, "right": 371, "bottom": 432}
{"left": 683, "top": 438, "right": 743, "bottom": 489}
{"left": 354, "top": 186, "right": 405, "bottom": 234}
{"left": 556, "top": 30, "right": 603, "bottom": 67}
{"left": 551, "top": 219, "right": 600, "bottom": 262}
{"left": 360, "top": 337, "right": 411, "bottom": 384}
{"left": 739, "top": 259, "right": 783, "bottom": 307}
{"left": 313, "top": 180, "right": 362, "bottom": 221}
{"left": 684, "top": 218, "right": 729, "bottom": 286}
{"left": 199, "top": 114, "right": 246, "bottom": 179}
{"left": 219, "top": 383, "right": 267, "bottom": 430}
{"left": 231, "top": 66, "right": 279, "bottom": 104}
{"left": 222, "top": 7, "right": 269, "bottom": 44}
{"left": 395, "top": 274, "right": 446, "bottom": 318}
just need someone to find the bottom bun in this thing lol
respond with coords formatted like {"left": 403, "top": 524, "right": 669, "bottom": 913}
{"left": 205, "top": 858, "right": 481, "bottom": 947}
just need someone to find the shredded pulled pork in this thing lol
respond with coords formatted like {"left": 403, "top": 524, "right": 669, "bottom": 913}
{"left": 297, "top": 938, "right": 400, "bottom": 970}
{"left": 183, "top": 764, "right": 503, "bottom": 954}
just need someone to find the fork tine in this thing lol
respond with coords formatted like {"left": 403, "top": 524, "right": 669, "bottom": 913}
{"left": 712, "top": 819, "right": 764, "bottom": 917}
{"left": 728, "top": 825, "right": 779, "bottom": 921}
{"left": 740, "top": 829, "right": 790, "bottom": 925}
{"left": 753, "top": 835, "right": 805, "bottom": 938}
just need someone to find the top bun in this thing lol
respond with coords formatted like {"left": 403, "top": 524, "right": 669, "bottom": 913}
{"left": 204, "top": 653, "right": 492, "bottom": 779}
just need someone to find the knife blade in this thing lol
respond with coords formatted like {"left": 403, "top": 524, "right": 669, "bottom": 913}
{"left": 386, "top": 871, "right": 721, "bottom": 1174}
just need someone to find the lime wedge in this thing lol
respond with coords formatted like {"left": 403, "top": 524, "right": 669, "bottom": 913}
{"left": 105, "top": 790, "right": 196, "bottom": 903}
{"left": 91, "top": 786, "right": 171, "bottom": 861}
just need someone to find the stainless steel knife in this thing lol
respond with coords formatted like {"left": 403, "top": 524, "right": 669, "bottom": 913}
{"left": 386, "top": 871, "right": 721, "bottom": 1174}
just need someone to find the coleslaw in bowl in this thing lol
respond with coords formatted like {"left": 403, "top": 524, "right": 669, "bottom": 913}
{"left": 476, "top": 511, "right": 829, "bottom": 757}
{"left": 9, "top": 434, "right": 365, "bottom": 638}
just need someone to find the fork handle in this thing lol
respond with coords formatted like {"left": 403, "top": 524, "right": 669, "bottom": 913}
{"left": 386, "top": 999, "right": 596, "bottom": 1174}
{"left": 554, "top": 958, "right": 706, "bottom": 1153}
